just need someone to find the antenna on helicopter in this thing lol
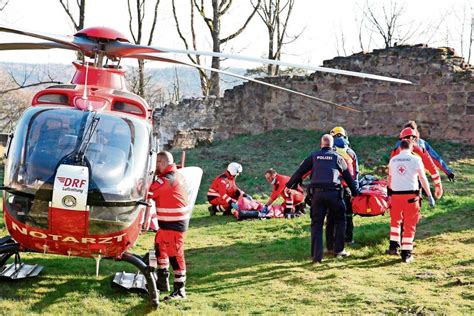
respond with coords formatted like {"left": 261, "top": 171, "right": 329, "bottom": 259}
{"left": 82, "top": 60, "right": 89, "bottom": 101}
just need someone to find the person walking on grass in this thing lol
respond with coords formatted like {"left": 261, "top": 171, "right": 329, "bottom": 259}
{"left": 326, "top": 126, "right": 359, "bottom": 253}
{"left": 387, "top": 140, "right": 435, "bottom": 263}
{"left": 286, "top": 134, "right": 358, "bottom": 263}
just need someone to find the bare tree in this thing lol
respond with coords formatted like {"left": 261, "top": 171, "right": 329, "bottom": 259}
{"left": 172, "top": 0, "right": 211, "bottom": 96}
{"left": 0, "top": 0, "right": 8, "bottom": 12}
{"left": 251, "top": 0, "right": 300, "bottom": 75}
{"left": 192, "top": 0, "right": 261, "bottom": 96}
{"left": 452, "top": 3, "right": 474, "bottom": 64}
{"left": 362, "top": 0, "right": 419, "bottom": 48}
{"left": 58, "top": 0, "right": 86, "bottom": 31}
{"left": 0, "top": 68, "right": 61, "bottom": 132}
{"left": 127, "top": 0, "right": 161, "bottom": 99}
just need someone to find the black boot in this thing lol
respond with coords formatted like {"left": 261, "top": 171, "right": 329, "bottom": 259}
{"left": 401, "top": 250, "right": 414, "bottom": 263}
{"left": 156, "top": 268, "right": 170, "bottom": 292}
{"left": 385, "top": 240, "right": 400, "bottom": 255}
{"left": 208, "top": 206, "right": 217, "bottom": 216}
{"left": 164, "top": 282, "right": 186, "bottom": 301}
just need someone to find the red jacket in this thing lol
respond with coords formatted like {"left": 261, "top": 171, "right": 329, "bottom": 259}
{"left": 390, "top": 143, "right": 441, "bottom": 186}
{"left": 269, "top": 173, "right": 304, "bottom": 205}
{"left": 148, "top": 164, "right": 190, "bottom": 232}
{"left": 207, "top": 171, "right": 242, "bottom": 208}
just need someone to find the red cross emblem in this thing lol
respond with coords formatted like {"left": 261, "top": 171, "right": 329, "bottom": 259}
{"left": 397, "top": 165, "right": 407, "bottom": 174}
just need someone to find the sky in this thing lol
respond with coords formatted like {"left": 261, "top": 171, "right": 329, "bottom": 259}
{"left": 0, "top": 0, "right": 472, "bottom": 70}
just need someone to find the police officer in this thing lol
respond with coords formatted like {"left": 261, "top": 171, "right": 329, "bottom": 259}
{"left": 286, "top": 134, "right": 358, "bottom": 263}
{"left": 326, "top": 126, "right": 359, "bottom": 251}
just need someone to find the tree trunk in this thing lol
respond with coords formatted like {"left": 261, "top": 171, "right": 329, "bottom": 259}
{"left": 210, "top": 0, "right": 221, "bottom": 96}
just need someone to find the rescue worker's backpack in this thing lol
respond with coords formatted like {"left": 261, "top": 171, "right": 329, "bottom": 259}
{"left": 352, "top": 175, "right": 389, "bottom": 217}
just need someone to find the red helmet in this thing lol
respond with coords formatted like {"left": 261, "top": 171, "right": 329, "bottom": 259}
{"left": 399, "top": 127, "right": 417, "bottom": 139}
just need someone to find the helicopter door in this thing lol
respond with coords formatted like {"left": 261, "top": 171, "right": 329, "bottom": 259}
{"left": 50, "top": 164, "right": 90, "bottom": 235}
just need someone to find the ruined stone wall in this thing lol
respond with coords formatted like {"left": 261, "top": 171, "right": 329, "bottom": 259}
{"left": 158, "top": 44, "right": 474, "bottom": 147}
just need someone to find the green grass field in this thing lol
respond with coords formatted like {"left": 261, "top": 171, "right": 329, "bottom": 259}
{"left": 0, "top": 130, "right": 473, "bottom": 314}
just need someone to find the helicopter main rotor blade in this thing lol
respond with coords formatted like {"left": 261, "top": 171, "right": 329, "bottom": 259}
{"left": 126, "top": 53, "right": 361, "bottom": 112}
{"left": 151, "top": 47, "right": 413, "bottom": 84}
{"left": 0, "top": 25, "right": 80, "bottom": 50}
{"left": 0, "top": 41, "right": 79, "bottom": 51}
{"left": 106, "top": 41, "right": 411, "bottom": 84}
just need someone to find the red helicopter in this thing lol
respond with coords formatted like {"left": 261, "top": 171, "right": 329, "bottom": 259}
{"left": 0, "top": 25, "right": 410, "bottom": 307}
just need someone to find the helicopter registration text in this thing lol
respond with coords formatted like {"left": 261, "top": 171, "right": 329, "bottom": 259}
{"left": 11, "top": 222, "right": 127, "bottom": 244}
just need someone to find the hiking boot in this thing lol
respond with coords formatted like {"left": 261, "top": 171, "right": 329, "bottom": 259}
{"left": 334, "top": 250, "right": 350, "bottom": 258}
{"left": 208, "top": 206, "right": 216, "bottom": 216}
{"left": 164, "top": 282, "right": 186, "bottom": 301}
{"left": 386, "top": 241, "right": 400, "bottom": 255}
{"left": 385, "top": 248, "right": 399, "bottom": 256}
{"left": 401, "top": 250, "right": 414, "bottom": 263}
{"left": 156, "top": 268, "right": 170, "bottom": 292}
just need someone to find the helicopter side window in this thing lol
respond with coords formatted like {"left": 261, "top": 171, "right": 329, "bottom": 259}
{"left": 37, "top": 93, "right": 68, "bottom": 105}
{"left": 113, "top": 101, "right": 144, "bottom": 115}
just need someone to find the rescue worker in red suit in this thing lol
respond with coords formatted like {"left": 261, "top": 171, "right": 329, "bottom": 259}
{"left": 391, "top": 128, "right": 443, "bottom": 200}
{"left": 261, "top": 168, "right": 305, "bottom": 217}
{"left": 387, "top": 140, "right": 435, "bottom": 263}
{"left": 207, "top": 162, "right": 248, "bottom": 216}
{"left": 148, "top": 151, "right": 189, "bottom": 300}
{"left": 326, "top": 127, "right": 359, "bottom": 253}
{"left": 397, "top": 120, "right": 455, "bottom": 181}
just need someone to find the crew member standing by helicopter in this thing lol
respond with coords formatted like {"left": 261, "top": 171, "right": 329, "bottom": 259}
{"left": 148, "top": 151, "right": 189, "bottom": 300}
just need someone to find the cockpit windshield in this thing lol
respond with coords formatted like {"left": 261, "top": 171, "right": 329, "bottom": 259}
{"left": 5, "top": 106, "right": 151, "bottom": 203}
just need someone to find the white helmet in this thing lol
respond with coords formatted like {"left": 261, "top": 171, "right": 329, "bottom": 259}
{"left": 227, "top": 162, "right": 243, "bottom": 176}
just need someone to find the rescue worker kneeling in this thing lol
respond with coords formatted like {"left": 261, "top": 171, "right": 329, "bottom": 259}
{"left": 286, "top": 134, "right": 358, "bottom": 263}
{"left": 207, "top": 162, "right": 248, "bottom": 216}
{"left": 387, "top": 140, "right": 435, "bottom": 263}
{"left": 261, "top": 168, "right": 305, "bottom": 218}
{"left": 148, "top": 151, "right": 189, "bottom": 300}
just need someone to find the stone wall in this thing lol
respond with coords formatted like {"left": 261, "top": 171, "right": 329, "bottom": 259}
{"left": 158, "top": 44, "right": 474, "bottom": 147}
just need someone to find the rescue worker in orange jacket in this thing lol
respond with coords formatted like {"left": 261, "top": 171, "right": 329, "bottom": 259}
{"left": 207, "top": 162, "right": 246, "bottom": 215}
{"left": 326, "top": 127, "right": 359, "bottom": 251}
{"left": 391, "top": 128, "right": 443, "bottom": 200}
{"left": 262, "top": 168, "right": 305, "bottom": 217}
{"left": 387, "top": 140, "right": 435, "bottom": 263}
{"left": 148, "top": 151, "right": 189, "bottom": 300}
{"left": 398, "top": 120, "right": 455, "bottom": 181}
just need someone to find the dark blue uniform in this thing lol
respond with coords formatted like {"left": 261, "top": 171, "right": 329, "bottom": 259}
{"left": 287, "top": 147, "right": 358, "bottom": 263}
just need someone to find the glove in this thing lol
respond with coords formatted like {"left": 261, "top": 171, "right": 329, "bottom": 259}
{"left": 231, "top": 202, "right": 239, "bottom": 210}
{"left": 447, "top": 173, "right": 455, "bottom": 182}
{"left": 260, "top": 205, "right": 269, "bottom": 216}
{"left": 427, "top": 195, "right": 435, "bottom": 208}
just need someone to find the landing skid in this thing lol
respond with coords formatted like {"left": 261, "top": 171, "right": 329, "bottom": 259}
{"left": 0, "top": 235, "right": 44, "bottom": 280}
{"left": 113, "top": 251, "right": 159, "bottom": 308}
